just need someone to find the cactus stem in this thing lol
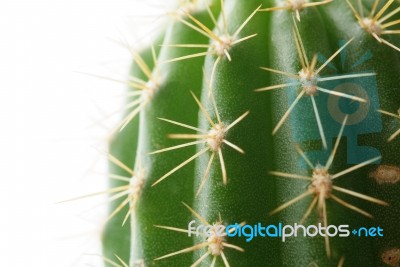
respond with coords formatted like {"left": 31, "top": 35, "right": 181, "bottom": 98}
{"left": 151, "top": 92, "right": 248, "bottom": 190}
{"left": 377, "top": 108, "right": 400, "bottom": 142}
{"left": 346, "top": 0, "right": 400, "bottom": 52}
{"left": 257, "top": 21, "right": 369, "bottom": 146}
{"left": 154, "top": 203, "right": 244, "bottom": 265}
{"left": 259, "top": 0, "right": 333, "bottom": 21}
{"left": 269, "top": 116, "right": 388, "bottom": 256}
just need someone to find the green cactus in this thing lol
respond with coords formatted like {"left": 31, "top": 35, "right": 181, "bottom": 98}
{"left": 96, "top": 0, "right": 400, "bottom": 266}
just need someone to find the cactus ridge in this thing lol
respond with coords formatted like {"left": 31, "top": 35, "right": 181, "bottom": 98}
{"left": 150, "top": 91, "right": 249, "bottom": 193}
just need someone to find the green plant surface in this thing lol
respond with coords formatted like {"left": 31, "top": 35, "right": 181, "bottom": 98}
{"left": 100, "top": 0, "right": 400, "bottom": 266}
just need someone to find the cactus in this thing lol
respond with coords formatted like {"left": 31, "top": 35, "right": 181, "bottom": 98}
{"left": 93, "top": 0, "right": 400, "bottom": 266}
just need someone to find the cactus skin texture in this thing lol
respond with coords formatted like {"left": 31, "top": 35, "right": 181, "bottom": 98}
{"left": 102, "top": 0, "right": 400, "bottom": 266}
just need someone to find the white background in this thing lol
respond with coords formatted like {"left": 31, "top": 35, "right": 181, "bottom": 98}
{"left": 0, "top": 0, "right": 174, "bottom": 266}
